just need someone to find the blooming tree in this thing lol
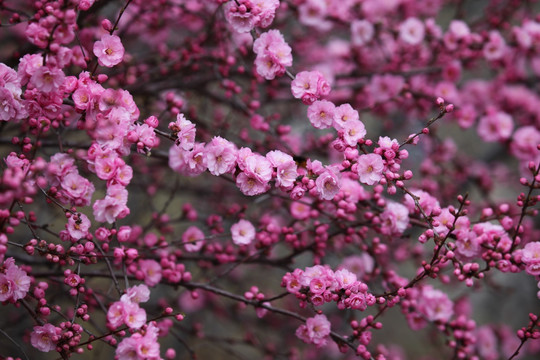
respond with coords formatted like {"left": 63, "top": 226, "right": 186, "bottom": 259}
{"left": 0, "top": 0, "right": 540, "bottom": 359}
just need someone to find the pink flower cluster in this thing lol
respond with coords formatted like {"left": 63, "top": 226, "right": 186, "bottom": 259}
{"left": 253, "top": 29, "right": 293, "bottom": 80}
{"left": 116, "top": 322, "right": 161, "bottom": 360}
{"left": 0, "top": 257, "right": 31, "bottom": 302}
{"left": 107, "top": 284, "right": 150, "bottom": 330}
{"left": 47, "top": 153, "right": 95, "bottom": 207}
{"left": 282, "top": 265, "right": 376, "bottom": 311}
{"left": 0, "top": 63, "right": 27, "bottom": 122}
{"left": 291, "top": 70, "right": 331, "bottom": 105}
{"left": 224, "top": 0, "right": 280, "bottom": 33}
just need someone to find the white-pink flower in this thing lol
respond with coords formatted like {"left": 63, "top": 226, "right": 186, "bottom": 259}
{"left": 399, "top": 17, "right": 425, "bottom": 45}
{"left": 231, "top": 219, "right": 256, "bottom": 245}
{"left": 356, "top": 153, "right": 384, "bottom": 185}
{"left": 93, "top": 34, "right": 125, "bottom": 67}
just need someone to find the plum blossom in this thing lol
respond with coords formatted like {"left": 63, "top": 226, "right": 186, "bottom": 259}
{"left": 418, "top": 286, "right": 454, "bottom": 323}
{"left": 231, "top": 219, "right": 256, "bottom": 245}
{"left": 356, "top": 153, "right": 384, "bottom": 185}
{"left": 93, "top": 34, "right": 125, "bottom": 67}
{"left": 224, "top": 0, "right": 280, "bottom": 33}
{"left": 307, "top": 100, "right": 335, "bottom": 129}
{"left": 205, "top": 136, "right": 237, "bottom": 176}
{"left": 315, "top": 167, "right": 341, "bottom": 200}
{"left": 138, "top": 259, "right": 162, "bottom": 287}
{"left": 253, "top": 29, "right": 293, "bottom": 80}
{"left": 291, "top": 70, "right": 331, "bottom": 105}
{"left": 295, "top": 314, "right": 331, "bottom": 348}
{"left": 0, "top": 258, "right": 31, "bottom": 302}
{"left": 379, "top": 201, "right": 409, "bottom": 235}
{"left": 116, "top": 322, "right": 161, "bottom": 360}
{"left": 182, "top": 226, "right": 205, "bottom": 252}
{"left": 477, "top": 111, "right": 513, "bottom": 142}
{"left": 66, "top": 213, "right": 91, "bottom": 240}
{"left": 351, "top": 20, "right": 375, "bottom": 46}
{"left": 30, "top": 323, "right": 58, "bottom": 352}
{"left": 399, "top": 17, "right": 425, "bottom": 45}
{"left": 169, "top": 142, "right": 207, "bottom": 177}
{"left": 522, "top": 242, "right": 540, "bottom": 276}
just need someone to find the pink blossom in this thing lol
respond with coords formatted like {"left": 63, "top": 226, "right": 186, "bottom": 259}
{"left": 483, "top": 30, "right": 506, "bottom": 61}
{"left": 123, "top": 284, "right": 150, "bottom": 304}
{"left": 379, "top": 201, "right": 409, "bottom": 235}
{"left": 116, "top": 333, "right": 142, "bottom": 360}
{"left": 351, "top": 20, "right": 375, "bottom": 46}
{"left": 341, "top": 254, "right": 375, "bottom": 278}
{"left": 298, "top": 0, "right": 331, "bottom": 31}
{"left": 93, "top": 34, "right": 125, "bottom": 67}
{"left": 334, "top": 268, "right": 357, "bottom": 289}
{"left": 266, "top": 150, "right": 298, "bottom": 189}
{"left": 253, "top": 30, "right": 293, "bottom": 80}
{"left": 369, "top": 74, "right": 405, "bottom": 103}
{"left": 243, "top": 154, "right": 273, "bottom": 183}
{"left": 0, "top": 258, "right": 31, "bottom": 301}
{"left": 510, "top": 126, "right": 540, "bottom": 162}
{"left": 477, "top": 111, "right": 514, "bottom": 142}
{"left": 455, "top": 231, "right": 482, "bottom": 260}
{"left": 168, "top": 113, "right": 196, "bottom": 151}
{"left": 231, "top": 219, "right": 256, "bottom": 245}
{"left": 107, "top": 300, "right": 127, "bottom": 329}
{"left": 522, "top": 242, "right": 540, "bottom": 276}
{"left": 0, "top": 274, "right": 14, "bottom": 302}
{"left": 30, "top": 323, "right": 58, "bottom": 352}
{"left": 332, "top": 103, "right": 360, "bottom": 130}
{"left": 205, "top": 136, "right": 237, "bottom": 176}
{"left": 17, "top": 54, "right": 43, "bottom": 85}
{"left": 418, "top": 286, "right": 454, "bottom": 322}
{"left": 356, "top": 153, "right": 384, "bottom": 185}
{"left": 30, "top": 66, "right": 65, "bottom": 93}
{"left": 295, "top": 314, "right": 331, "bottom": 348}
{"left": 236, "top": 172, "right": 271, "bottom": 196}
{"left": 93, "top": 185, "right": 130, "bottom": 224}
{"left": 291, "top": 70, "right": 331, "bottom": 105}
{"left": 315, "top": 167, "right": 341, "bottom": 200}
{"left": 399, "top": 17, "right": 425, "bottom": 45}
{"left": 169, "top": 142, "right": 208, "bottom": 177}
{"left": 475, "top": 326, "right": 499, "bottom": 360}
{"left": 307, "top": 100, "right": 335, "bottom": 129}
{"left": 123, "top": 301, "right": 147, "bottom": 329}
{"left": 341, "top": 119, "right": 367, "bottom": 147}
{"left": 290, "top": 199, "right": 312, "bottom": 220}
{"left": 66, "top": 213, "right": 91, "bottom": 240}
{"left": 182, "top": 226, "right": 205, "bottom": 252}
{"left": 138, "top": 259, "right": 162, "bottom": 287}
{"left": 404, "top": 188, "right": 441, "bottom": 216}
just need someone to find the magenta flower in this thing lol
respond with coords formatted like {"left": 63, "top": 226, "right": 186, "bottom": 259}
{"left": 93, "top": 34, "right": 125, "bottom": 67}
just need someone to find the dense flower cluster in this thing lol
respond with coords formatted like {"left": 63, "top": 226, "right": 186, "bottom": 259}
{"left": 0, "top": 0, "right": 539, "bottom": 359}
